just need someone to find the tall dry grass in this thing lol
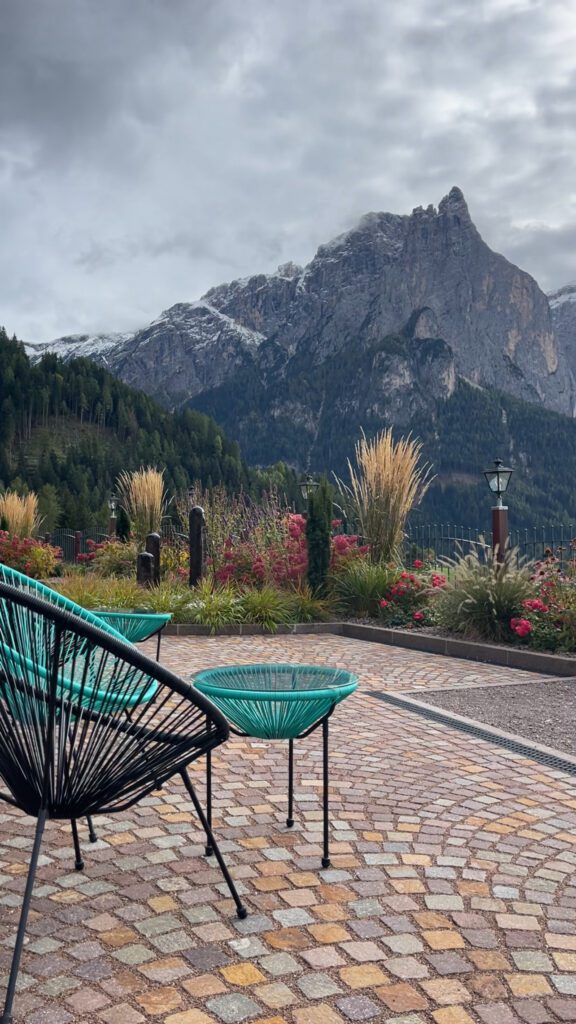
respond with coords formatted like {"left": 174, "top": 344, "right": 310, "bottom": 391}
{"left": 0, "top": 491, "right": 42, "bottom": 538}
{"left": 336, "top": 429, "right": 433, "bottom": 564}
{"left": 116, "top": 467, "right": 168, "bottom": 545}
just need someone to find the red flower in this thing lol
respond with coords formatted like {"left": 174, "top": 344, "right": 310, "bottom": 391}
{"left": 379, "top": 599, "right": 389, "bottom": 608}
{"left": 413, "top": 610, "right": 425, "bottom": 621}
{"left": 413, "top": 559, "right": 423, "bottom": 569}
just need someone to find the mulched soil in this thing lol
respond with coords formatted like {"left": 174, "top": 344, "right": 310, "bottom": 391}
{"left": 416, "top": 676, "right": 576, "bottom": 755}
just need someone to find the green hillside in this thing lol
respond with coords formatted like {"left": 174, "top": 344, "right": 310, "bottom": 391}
{"left": 0, "top": 329, "right": 297, "bottom": 528}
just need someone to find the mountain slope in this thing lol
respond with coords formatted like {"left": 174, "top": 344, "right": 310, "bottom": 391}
{"left": 0, "top": 329, "right": 280, "bottom": 528}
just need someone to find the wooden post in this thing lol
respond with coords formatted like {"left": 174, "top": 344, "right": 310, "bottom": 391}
{"left": 188, "top": 506, "right": 205, "bottom": 587}
{"left": 74, "top": 531, "right": 82, "bottom": 563}
{"left": 108, "top": 514, "right": 117, "bottom": 537}
{"left": 137, "top": 551, "right": 155, "bottom": 588}
{"left": 492, "top": 506, "right": 509, "bottom": 563}
{"left": 146, "top": 532, "right": 161, "bottom": 586}
{"left": 44, "top": 533, "right": 51, "bottom": 545}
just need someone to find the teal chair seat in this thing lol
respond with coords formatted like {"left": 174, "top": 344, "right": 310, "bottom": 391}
{"left": 193, "top": 663, "right": 357, "bottom": 740}
{"left": 93, "top": 611, "right": 171, "bottom": 644}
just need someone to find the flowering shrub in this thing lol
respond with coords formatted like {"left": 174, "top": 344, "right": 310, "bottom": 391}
{"left": 507, "top": 553, "right": 576, "bottom": 651}
{"left": 76, "top": 538, "right": 138, "bottom": 577}
{"left": 213, "top": 514, "right": 367, "bottom": 590}
{"left": 0, "top": 531, "right": 61, "bottom": 578}
{"left": 378, "top": 566, "right": 443, "bottom": 627}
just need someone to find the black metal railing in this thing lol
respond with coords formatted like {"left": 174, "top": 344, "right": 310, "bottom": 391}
{"left": 404, "top": 522, "right": 576, "bottom": 571}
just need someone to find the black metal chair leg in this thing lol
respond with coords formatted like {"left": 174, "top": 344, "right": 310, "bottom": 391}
{"left": 287, "top": 738, "right": 294, "bottom": 827}
{"left": 86, "top": 814, "right": 98, "bottom": 843}
{"left": 1, "top": 810, "right": 47, "bottom": 1024}
{"left": 180, "top": 770, "right": 247, "bottom": 919}
{"left": 205, "top": 741, "right": 213, "bottom": 856}
{"left": 156, "top": 628, "right": 163, "bottom": 662}
{"left": 322, "top": 717, "right": 330, "bottom": 868}
{"left": 70, "top": 818, "right": 84, "bottom": 870}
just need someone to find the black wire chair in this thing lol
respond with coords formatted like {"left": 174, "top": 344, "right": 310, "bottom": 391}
{"left": 0, "top": 582, "right": 247, "bottom": 1024}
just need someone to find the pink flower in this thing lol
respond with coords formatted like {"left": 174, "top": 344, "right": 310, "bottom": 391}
{"left": 413, "top": 559, "right": 423, "bottom": 569}
{"left": 379, "top": 599, "right": 389, "bottom": 608}
{"left": 511, "top": 617, "right": 533, "bottom": 637}
{"left": 413, "top": 610, "right": 425, "bottom": 621}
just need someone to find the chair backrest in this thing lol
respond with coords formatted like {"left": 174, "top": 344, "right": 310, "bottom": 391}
{"left": 0, "top": 582, "right": 228, "bottom": 820}
{"left": 0, "top": 564, "right": 127, "bottom": 642}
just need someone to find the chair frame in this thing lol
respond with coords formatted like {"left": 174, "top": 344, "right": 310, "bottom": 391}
{"left": 0, "top": 583, "right": 247, "bottom": 1024}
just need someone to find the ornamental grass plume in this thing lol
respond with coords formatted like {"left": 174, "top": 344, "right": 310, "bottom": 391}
{"left": 0, "top": 490, "right": 42, "bottom": 538}
{"left": 336, "top": 429, "right": 433, "bottom": 564}
{"left": 116, "top": 467, "right": 168, "bottom": 546}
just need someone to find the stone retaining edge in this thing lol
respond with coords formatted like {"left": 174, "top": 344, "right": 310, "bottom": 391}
{"left": 162, "top": 621, "right": 575, "bottom": 677}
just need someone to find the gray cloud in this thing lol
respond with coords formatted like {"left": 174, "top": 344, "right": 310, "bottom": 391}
{"left": 0, "top": 0, "right": 575, "bottom": 341}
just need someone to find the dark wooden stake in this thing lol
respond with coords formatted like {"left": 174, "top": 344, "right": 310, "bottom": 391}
{"left": 146, "top": 532, "right": 161, "bottom": 586}
{"left": 74, "top": 531, "right": 82, "bottom": 563}
{"left": 189, "top": 506, "right": 205, "bottom": 587}
{"left": 137, "top": 551, "right": 155, "bottom": 588}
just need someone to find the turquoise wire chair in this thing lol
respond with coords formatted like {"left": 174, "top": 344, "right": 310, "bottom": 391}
{"left": 0, "top": 564, "right": 159, "bottom": 858}
{"left": 194, "top": 663, "right": 358, "bottom": 867}
{"left": 0, "top": 582, "right": 247, "bottom": 1024}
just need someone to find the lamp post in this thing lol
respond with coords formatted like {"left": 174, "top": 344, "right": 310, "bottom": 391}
{"left": 108, "top": 494, "right": 118, "bottom": 537}
{"left": 300, "top": 475, "right": 319, "bottom": 502}
{"left": 300, "top": 475, "right": 348, "bottom": 533}
{"left": 483, "top": 458, "right": 513, "bottom": 562}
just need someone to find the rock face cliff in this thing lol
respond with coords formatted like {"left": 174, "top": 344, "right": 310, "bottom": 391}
{"left": 32, "top": 188, "right": 575, "bottom": 469}
{"left": 549, "top": 283, "right": 576, "bottom": 382}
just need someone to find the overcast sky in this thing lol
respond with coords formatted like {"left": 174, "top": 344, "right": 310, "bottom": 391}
{"left": 1, "top": 0, "right": 575, "bottom": 342}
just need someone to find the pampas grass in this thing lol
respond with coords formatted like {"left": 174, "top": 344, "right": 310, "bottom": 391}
{"left": 0, "top": 490, "right": 42, "bottom": 538}
{"left": 116, "top": 467, "right": 168, "bottom": 545}
{"left": 336, "top": 429, "right": 433, "bottom": 564}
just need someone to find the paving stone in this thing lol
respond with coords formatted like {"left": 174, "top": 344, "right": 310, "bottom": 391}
{"left": 546, "top": 1000, "right": 576, "bottom": 1021}
{"left": 291, "top": 968, "right": 339, "bottom": 998}
{"left": 335, "top": 995, "right": 382, "bottom": 1020}
{"left": 258, "top": 952, "right": 302, "bottom": 976}
{"left": 386, "top": 957, "right": 430, "bottom": 979}
{"left": 206, "top": 993, "right": 263, "bottom": 1022}
{"left": 512, "top": 1000, "right": 556, "bottom": 1023}
{"left": 339, "top": 964, "right": 389, "bottom": 989}
{"left": 426, "top": 952, "right": 472, "bottom": 975}
{"left": 136, "top": 987, "right": 184, "bottom": 1014}
{"left": 254, "top": 981, "right": 297, "bottom": 1008}
{"left": 375, "top": 982, "right": 428, "bottom": 1012}
{"left": 292, "top": 1005, "right": 346, "bottom": 1024}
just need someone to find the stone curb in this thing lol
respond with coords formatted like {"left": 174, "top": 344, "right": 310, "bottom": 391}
{"left": 162, "top": 621, "right": 576, "bottom": 677}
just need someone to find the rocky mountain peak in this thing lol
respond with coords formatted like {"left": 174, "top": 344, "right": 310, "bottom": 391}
{"left": 438, "top": 185, "right": 471, "bottom": 218}
{"left": 30, "top": 189, "right": 575, "bottom": 469}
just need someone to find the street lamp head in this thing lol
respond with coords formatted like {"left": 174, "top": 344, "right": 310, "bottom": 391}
{"left": 483, "top": 458, "right": 513, "bottom": 506}
{"left": 108, "top": 494, "right": 118, "bottom": 515}
{"left": 300, "top": 474, "right": 319, "bottom": 501}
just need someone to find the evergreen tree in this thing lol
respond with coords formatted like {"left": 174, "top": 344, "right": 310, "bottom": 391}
{"left": 306, "top": 478, "right": 333, "bottom": 595}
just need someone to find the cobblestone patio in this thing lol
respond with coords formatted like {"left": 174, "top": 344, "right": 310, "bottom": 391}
{"left": 2, "top": 634, "right": 576, "bottom": 1023}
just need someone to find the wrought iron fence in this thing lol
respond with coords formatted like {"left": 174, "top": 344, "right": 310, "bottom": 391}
{"left": 404, "top": 522, "right": 576, "bottom": 571}
{"left": 47, "top": 521, "right": 188, "bottom": 563}
{"left": 49, "top": 529, "right": 110, "bottom": 563}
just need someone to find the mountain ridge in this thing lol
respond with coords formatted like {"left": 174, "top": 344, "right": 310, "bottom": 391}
{"left": 26, "top": 188, "right": 576, "bottom": 475}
